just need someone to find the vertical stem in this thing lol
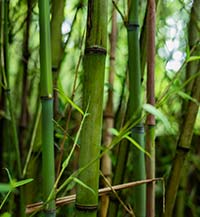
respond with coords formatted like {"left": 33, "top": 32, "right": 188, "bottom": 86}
{"left": 50, "top": 0, "right": 65, "bottom": 177}
{"left": 146, "top": 0, "right": 156, "bottom": 216}
{"left": 108, "top": 1, "right": 146, "bottom": 216}
{"left": 38, "top": 0, "right": 55, "bottom": 216}
{"left": 19, "top": 0, "right": 32, "bottom": 162}
{"left": 3, "top": 0, "right": 22, "bottom": 179}
{"left": 127, "top": 0, "right": 146, "bottom": 216}
{"left": 162, "top": 1, "right": 200, "bottom": 216}
{"left": 75, "top": 1, "right": 108, "bottom": 217}
{"left": 51, "top": 0, "right": 64, "bottom": 120}
{"left": 3, "top": 1, "right": 25, "bottom": 216}
{"left": 100, "top": 5, "right": 117, "bottom": 217}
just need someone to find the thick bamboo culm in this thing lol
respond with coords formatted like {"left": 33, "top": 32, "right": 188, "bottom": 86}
{"left": 75, "top": 0, "right": 108, "bottom": 217}
{"left": 26, "top": 178, "right": 162, "bottom": 214}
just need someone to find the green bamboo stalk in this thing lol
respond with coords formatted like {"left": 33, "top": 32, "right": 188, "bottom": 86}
{"left": 146, "top": 0, "right": 156, "bottom": 216}
{"left": 75, "top": 0, "right": 108, "bottom": 217}
{"left": 162, "top": 1, "right": 200, "bottom": 216}
{"left": 2, "top": 1, "right": 25, "bottom": 216}
{"left": 38, "top": 0, "right": 56, "bottom": 216}
{"left": 174, "top": 3, "right": 199, "bottom": 215}
{"left": 127, "top": 1, "right": 146, "bottom": 216}
{"left": 108, "top": 1, "right": 146, "bottom": 216}
{"left": 0, "top": 0, "right": 5, "bottom": 177}
{"left": 50, "top": 0, "right": 65, "bottom": 177}
{"left": 3, "top": 0, "right": 22, "bottom": 181}
{"left": 175, "top": 158, "right": 189, "bottom": 217}
{"left": 50, "top": 0, "right": 64, "bottom": 121}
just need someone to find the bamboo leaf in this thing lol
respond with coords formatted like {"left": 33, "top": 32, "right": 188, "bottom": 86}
{"left": 4, "top": 168, "right": 33, "bottom": 189}
{"left": 0, "top": 212, "right": 11, "bottom": 217}
{"left": 143, "top": 104, "right": 171, "bottom": 132}
{"left": 124, "top": 135, "right": 151, "bottom": 158}
{"left": 55, "top": 88, "right": 84, "bottom": 115}
{"left": 109, "top": 128, "right": 120, "bottom": 136}
{"left": 73, "top": 177, "right": 95, "bottom": 196}
{"left": 13, "top": 179, "right": 33, "bottom": 188}
{"left": 187, "top": 56, "right": 200, "bottom": 62}
{"left": 4, "top": 169, "right": 12, "bottom": 184}
{"left": 0, "top": 192, "right": 11, "bottom": 210}
{"left": 177, "top": 91, "right": 200, "bottom": 105}
{"left": 0, "top": 184, "right": 12, "bottom": 193}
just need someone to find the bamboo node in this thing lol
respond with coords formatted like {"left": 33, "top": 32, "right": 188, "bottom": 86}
{"left": 75, "top": 203, "right": 98, "bottom": 211}
{"left": 40, "top": 95, "right": 53, "bottom": 100}
{"left": 132, "top": 124, "right": 144, "bottom": 134}
{"left": 177, "top": 145, "right": 190, "bottom": 153}
{"left": 4, "top": 88, "right": 10, "bottom": 93}
{"left": 52, "top": 65, "right": 58, "bottom": 72}
{"left": 85, "top": 45, "right": 107, "bottom": 55}
{"left": 126, "top": 23, "right": 140, "bottom": 31}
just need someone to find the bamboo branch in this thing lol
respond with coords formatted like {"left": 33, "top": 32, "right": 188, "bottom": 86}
{"left": 26, "top": 178, "right": 163, "bottom": 214}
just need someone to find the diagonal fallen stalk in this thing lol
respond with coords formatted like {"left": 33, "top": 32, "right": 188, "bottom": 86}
{"left": 26, "top": 177, "right": 163, "bottom": 214}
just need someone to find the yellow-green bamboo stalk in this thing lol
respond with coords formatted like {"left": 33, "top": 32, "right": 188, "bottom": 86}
{"left": 38, "top": 0, "right": 56, "bottom": 216}
{"left": 75, "top": 1, "right": 108, "bottom": 217}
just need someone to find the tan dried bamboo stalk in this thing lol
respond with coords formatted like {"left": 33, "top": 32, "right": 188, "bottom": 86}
{"left": 26, "top": 178, "right": 162, "bottom": 214}
{"left": 100, "top": 4, "right": 117, "bottom": 217}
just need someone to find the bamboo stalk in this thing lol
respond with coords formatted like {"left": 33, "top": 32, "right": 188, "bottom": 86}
{"left": 162, "top": 1, "right": 200, "bottom": 216}
{"left": 146, "top": 0, "right": 156, "bottom": 217}
{"left": 19, "top": 0, "right": 33, "bottom": 160}
{"left": 38, "top": 0, "right": 56, "bottom": 216}
{"left": 108, "top": 1, "right": 146, "bottom": 216}
{"left": 26, "top": 178, "right": 162, "bottom": 214}
{"left": 51, "top": 0, "right": 64, "bottom": 121}
{"left": 100, "top": 4, "right": 117, "bottom": 217}
{"left": 2, "top": 1, "right": 25, "bottom": 216}
{"left": 175, "top": 3, "right": 200, "bottom": 215}
{"left": 127, "top": 1, "right": 146, "bottom": 216}
{"left": 75, "top": 1, "right": 108, "bottom": 216}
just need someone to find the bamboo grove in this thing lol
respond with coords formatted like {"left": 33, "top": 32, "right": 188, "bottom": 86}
{"left": 0, "top": 0, "right": 199, "bottom": 217}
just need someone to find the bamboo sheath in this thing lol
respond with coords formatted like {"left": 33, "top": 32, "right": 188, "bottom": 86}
{"left": 26, "top": 178, "right": 162, "bottom": 214}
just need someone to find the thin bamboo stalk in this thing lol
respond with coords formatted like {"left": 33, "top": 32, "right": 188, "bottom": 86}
{"left": 3, "top": 0, "right": 22, "bottom": 181}
{"left": 127, "top": 1, "right": 146, "bottom": 216}
{"left": 19, "top": 0, "right": 33, "bottom": 159}
{"left": 75, "top": 0, "right": 108, "bottom": 216}
{"left": 162, "top": 1, "right": 200, "bottom": 216}
{"left": 146, "top": 0, "right": 156, "bottom": 216}
{"left": 2, "top": 1, "right": 25, "bottom": 216}
{"left": 51, "top": 0, "right": 64, "bottom": 120}
{"left": 100, "top": 5, "right": 117, "bottom": 217}
{"left": 38, "top": 0, "right": 56, "bottom": 216}
{"left": 26, "top": 178, "right": 162, "bottom": 214}
{"left": 108, "top": 1, "right": 146, "bottom": 216}
{"left": 174, "top": 3, "right": 199, "bottom": 215}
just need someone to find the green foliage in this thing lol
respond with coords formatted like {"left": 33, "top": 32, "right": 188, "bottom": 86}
{"left": 0, "top": 0, "right": 199, "bottom": 216}
{"left": 143, "top": 104, "right": 172, "bottom": 133}
{"left": 0, "top": 169, "right": 33, "bottom": 209}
